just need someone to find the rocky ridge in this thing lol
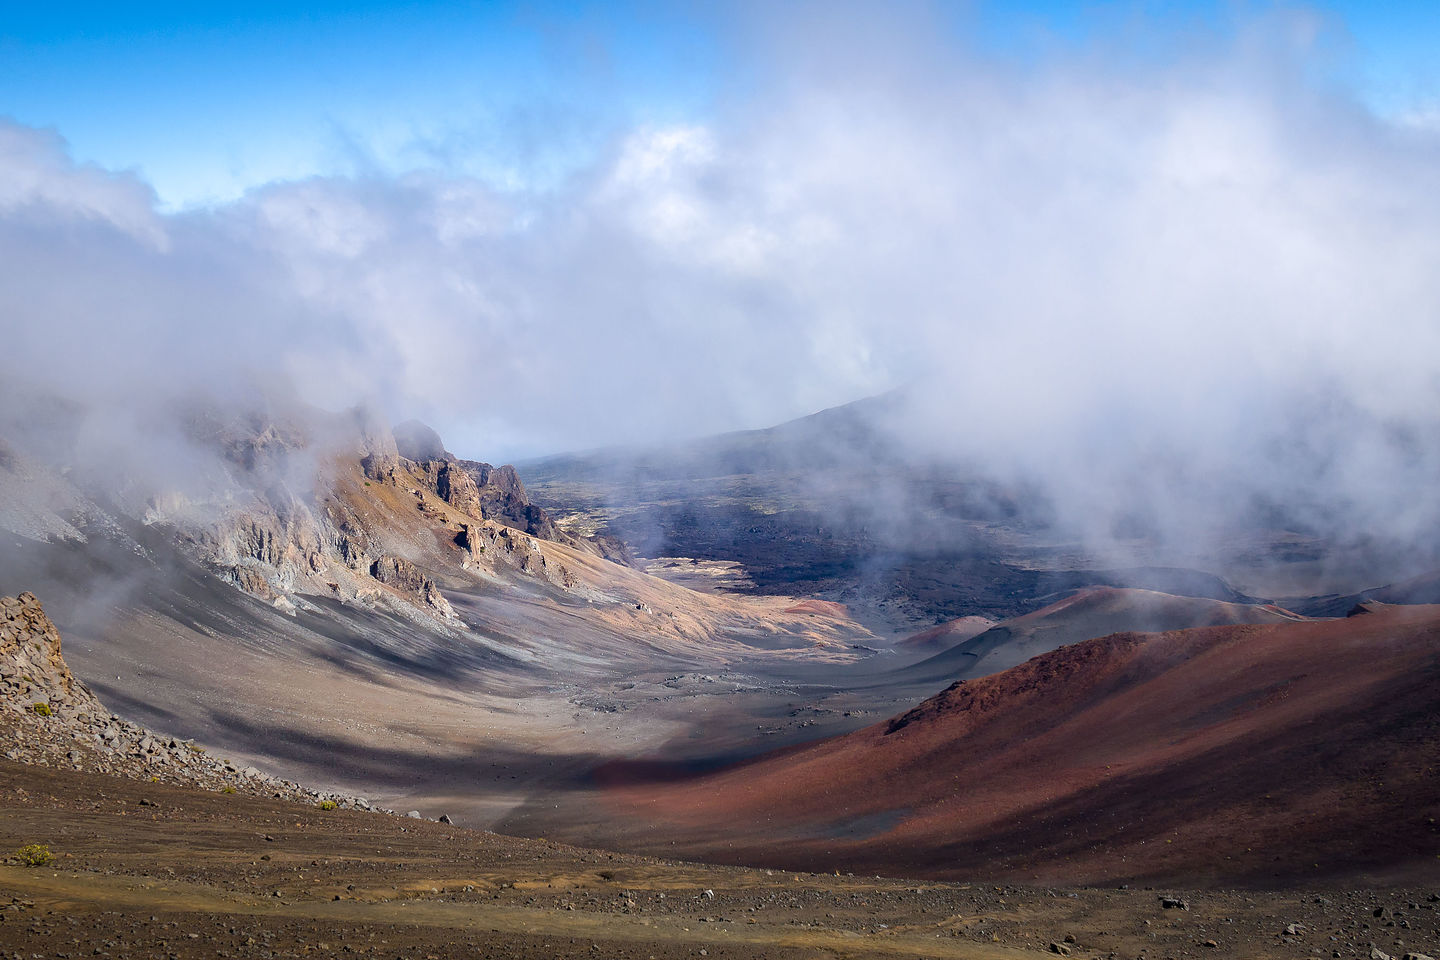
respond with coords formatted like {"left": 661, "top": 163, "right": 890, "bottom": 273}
{"left": 393, "top": 418, "right": 566, "bottom": 543}
{"left": 143, "top": 408, "right": 625, "bottom": 623}
{"left": 0, "top": 592, "right": 376, "bottom": 812}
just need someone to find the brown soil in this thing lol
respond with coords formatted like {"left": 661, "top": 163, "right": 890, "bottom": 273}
{"left": 3, "top": 759, "right": 1438, "bottom": 959}
{"left": 541, "top": 606, "right": 1440, "bottom": 887}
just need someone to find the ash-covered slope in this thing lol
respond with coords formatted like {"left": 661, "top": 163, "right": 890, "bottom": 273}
{"left": 523, "top": 605, "right": 1440, "bottom": 885}
{"left": 896, "top": 585, "right": 1305, "bottom": 684}
{"left": 1, "top": 592, "right": 362, "bottom": 806}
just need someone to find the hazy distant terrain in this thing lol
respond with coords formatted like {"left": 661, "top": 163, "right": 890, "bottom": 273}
{"left": 521, "top": 393, "right": 1407, "bottom": 634}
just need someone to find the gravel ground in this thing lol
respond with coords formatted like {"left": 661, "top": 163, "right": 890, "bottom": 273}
{"left": 2, "top": 760, "right": 1438, "bottom": 960}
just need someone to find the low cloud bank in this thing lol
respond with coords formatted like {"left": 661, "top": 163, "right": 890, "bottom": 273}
{"left": 1, "top": 4, "right": 1437, "bottom": 578}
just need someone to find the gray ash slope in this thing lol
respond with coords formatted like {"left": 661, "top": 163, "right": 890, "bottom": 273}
{"left": 0, "top": 591, "right": 372, "bottom": 808}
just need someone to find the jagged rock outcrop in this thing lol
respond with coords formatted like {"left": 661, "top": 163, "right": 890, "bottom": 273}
{"left": 435, "top": 461, "right": 483, "bottom": 517}
{"left": 194, "top": 489, "right": 329, "bottom": 600}
{"left": 1, "top": 592, "right": 91, "bottom": 705}
{"left": 391, "top": 419, "right": 567, "bottom": 542}
{"left": 369, "top": 556, "right": 456, "bottom": 618}
{"left": 459, "top": 461, "right": 565, "bottom": 541}
{"left": 0, "top": 594, "right": 377, "bottom": 810}
{"left": 95, "top": 407, "right": 621, "bottom": 620}
{"left": 455, "top": 521, "right": 578, "bottom": 589}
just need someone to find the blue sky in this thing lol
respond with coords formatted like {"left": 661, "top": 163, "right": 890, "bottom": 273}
{"left": 2, "top": 1, "right": 1437, "bottom": 209}
{"left": 0, "top": 1, "right": 722, "bottom": 205}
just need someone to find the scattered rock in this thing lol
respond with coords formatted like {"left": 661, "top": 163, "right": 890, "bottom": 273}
{"left": 1161, "top": 896, "right": 1190, "bottom": 911}
{"left": 1050, "top": 941, "right": 1072, "bottom": 955}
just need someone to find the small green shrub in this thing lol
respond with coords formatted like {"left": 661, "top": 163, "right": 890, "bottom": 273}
{"left": 318, "top": 799, "right": 338, "bottom": 811}
{"left": 220, "top": 786, "right": 237, "bottom": 795}
{"left": 186, "top": 743, "right": 205, "bottom": 754}
{"left": 14, "top": 844, "right": 53, "bottom": 867}
{"left": 30, "top": 702, "right": 51, "bottom": 717}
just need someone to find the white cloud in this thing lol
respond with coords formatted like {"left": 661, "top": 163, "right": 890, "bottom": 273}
{"left": 0, "top": 125, "right": 168, "bottom": 249}
{"left": 1, "top": 4, "right": 1438, "bottom": 569}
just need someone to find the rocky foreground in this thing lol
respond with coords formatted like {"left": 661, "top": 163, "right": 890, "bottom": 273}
{"left": 3, "top": 758, "right": 1440, "bottom": 960}
{"left": 0, "top": 592, "right": 375, "bottom": 811}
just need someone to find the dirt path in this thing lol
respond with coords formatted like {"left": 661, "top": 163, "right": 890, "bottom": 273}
{"left": 2, "top": 865, "right": 1041, "bottom": 959}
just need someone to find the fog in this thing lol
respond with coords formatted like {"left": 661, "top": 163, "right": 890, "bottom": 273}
{"left": 1, "top": 3, "right": 1438, "bottom": 582}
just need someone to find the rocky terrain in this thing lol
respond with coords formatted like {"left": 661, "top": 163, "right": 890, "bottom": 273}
{"left": 173, "top": 406, "right": 618, "bottom": 621}
{"left": 1, "top": 592, "right": 373, "bottom": 810}
{"left": 2, "top": 584, "right": 1439, "bottom": 959}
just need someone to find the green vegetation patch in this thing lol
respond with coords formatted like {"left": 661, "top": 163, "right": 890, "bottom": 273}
{"left": 13, "top": 843, "right": 53, "bottom": 867}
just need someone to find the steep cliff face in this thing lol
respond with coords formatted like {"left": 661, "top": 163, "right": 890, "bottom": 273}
{"left": 393, "top": 419, "right": 567, "bottom": 543}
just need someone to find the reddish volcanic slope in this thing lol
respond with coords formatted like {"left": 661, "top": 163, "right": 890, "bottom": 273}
{"left": 894, "top": 614, "right": 996, "bottom": 653}
{"left": 592, "top": 606, "right": 1440, "bottom": 885}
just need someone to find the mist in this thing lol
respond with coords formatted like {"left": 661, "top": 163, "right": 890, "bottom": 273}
{"left": 2, "top": 3, "right": 1438, "bottom": 584}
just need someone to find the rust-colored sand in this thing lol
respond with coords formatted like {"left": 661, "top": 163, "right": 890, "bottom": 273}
{"left": 593, "top": 606, "right": 1440, "bottom": 885}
